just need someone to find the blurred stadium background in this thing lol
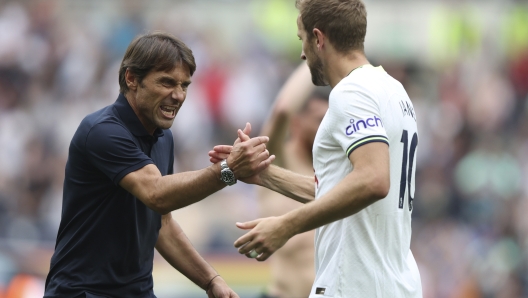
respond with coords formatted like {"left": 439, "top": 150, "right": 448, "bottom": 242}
{"left": 0, "top": 0, "right": 527, "bottom": 297}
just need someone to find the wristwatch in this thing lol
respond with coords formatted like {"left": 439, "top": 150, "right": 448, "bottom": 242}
{"left": 220, "top": 159, "right": 237, "bottom": 186}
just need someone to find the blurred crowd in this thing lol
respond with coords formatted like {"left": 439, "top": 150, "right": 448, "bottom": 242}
{"left": 0, "top": 0, "right": 527, "bottom": 297}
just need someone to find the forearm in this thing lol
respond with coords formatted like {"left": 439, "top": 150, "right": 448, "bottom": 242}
{"left": 155, "top": 216, "right": 218, "bottom": 291}
{"left": 260, "top": 165, "right": 315, "bottom": 204}
{"left": 283, "top": 170, "right": 385, "bottom": 236}
{"left": 121, "top": 163, "right": 226, "bottom": 214}
{"left": 153, "top": 164, "right": 225, "bottom": 213}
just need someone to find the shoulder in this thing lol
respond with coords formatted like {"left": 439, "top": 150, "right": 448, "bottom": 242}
{"left": 73, "top": 105, "right": 130, "bottom": 148}
{"left": 335, "top": 67, "right": 385, "bottom": 93}
{"left": 329, "top": 78, "right": 377, "bottom": 112}
{"left": 330, "top": 67, "right": 399, "bottom": 109}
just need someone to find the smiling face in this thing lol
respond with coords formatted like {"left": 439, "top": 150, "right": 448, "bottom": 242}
{"left": 125, "top": 63, "right": 191, "bottom": 134}
{"left": 297, "top": 15, "right": 327, "bottom": 86}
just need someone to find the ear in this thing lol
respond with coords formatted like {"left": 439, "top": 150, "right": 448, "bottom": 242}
{"left": 313, "top": 28, "right": 325, "bottom": 51}
{"left": 125, "top": 68, "right": 138, "bottom": 91}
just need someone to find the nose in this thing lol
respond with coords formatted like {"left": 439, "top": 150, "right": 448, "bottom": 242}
{"left": 300, "top": 51, "right": 306, "bottom": 60}
{"left": 172, "top": 86, "right": 186, "bottom": 102}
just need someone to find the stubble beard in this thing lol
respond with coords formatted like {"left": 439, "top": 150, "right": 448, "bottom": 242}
{"left": 307, "top": 54, "right": 327, "bottom": 86}
{"left": 137, "top": 85, "right": 176, "bottom": 131}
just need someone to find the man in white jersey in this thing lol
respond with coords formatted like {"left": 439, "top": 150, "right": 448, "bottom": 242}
{"left": 210, "top": 0, "right": 422, "bottom": 297}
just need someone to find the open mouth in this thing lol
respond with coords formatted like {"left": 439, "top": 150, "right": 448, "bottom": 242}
{"left": 160, "top": 105, "right": 177, "bottom": 118}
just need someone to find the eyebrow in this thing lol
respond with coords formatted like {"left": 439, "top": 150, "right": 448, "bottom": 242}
{"left": 156, "top": 75, "right": 192, "bottom": 86}
{"left": 156, "top": 76, "right": 177, "bottom": 85}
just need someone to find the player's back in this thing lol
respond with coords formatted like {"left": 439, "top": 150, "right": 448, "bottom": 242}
{"left": 311, "top": 65, "right": 422, "bottom": 298}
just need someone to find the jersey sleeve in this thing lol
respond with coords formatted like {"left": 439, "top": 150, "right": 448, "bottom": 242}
{"left": 85, "top": 122, "right": 153, "bottom": 185}
{"left": 328, "top": 86, "right": 389, "bottom": 157}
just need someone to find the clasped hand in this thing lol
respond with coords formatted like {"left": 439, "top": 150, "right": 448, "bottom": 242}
{"left": 210, "top": 123, "right": 274, "bottom": 183}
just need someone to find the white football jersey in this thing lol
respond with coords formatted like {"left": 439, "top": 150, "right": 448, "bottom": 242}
{"left": 310, "top": 65, "right": 422, "bottom": 298}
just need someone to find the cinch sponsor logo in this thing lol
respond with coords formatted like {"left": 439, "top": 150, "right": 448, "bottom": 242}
{"left": 345, "top": 116, "right": 383, "bottom": 135}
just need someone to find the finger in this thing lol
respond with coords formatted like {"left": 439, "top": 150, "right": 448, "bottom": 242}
{"left": 237, "top": 129, "right": 251, "bottom": 142}
{"left": 213, "top": 145, "right": 233, "bottom": 153}
{"left": 242, "top": 122, "right": 251, "bottom": 136}
{"left": 210, "top": 157, "right": 223, "bottom": 164}
{"left": 244, "top": 136, "right": 270, "bottom": 147}
{"left": 254, "top": 155, "right": 275, "bottom": 172}
{"left": 254, "top": 149, "right": 270, "bottom": 163}
{"left": 209, "top": 151, "right": 230, "bottom": 161}
{"left": 209, "top": 156, "right": 227, "bottom": 163}
{"left": 235, "top": 219, "right": 261, "bottom": 230}
{"left": 252, "top": 143, "right": 267, "bottom": 154}
{"left": 256, "top": 252, "right": 271, "bottom": 262}
{"left": 234, "top": 231, "right": 254, "bottom": 249}
{"left": 237, "top": 240, "right": 258, "bottom": 255}
{"left": 208, "top": 150, "right": 223, "bottom": 157}
{"left": 232, "top": 291, "right": 240, "bottom": 298}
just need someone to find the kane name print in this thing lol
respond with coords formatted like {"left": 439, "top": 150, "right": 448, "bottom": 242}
{"left": 399, "top": 100, "right": 416, "bottom": 121}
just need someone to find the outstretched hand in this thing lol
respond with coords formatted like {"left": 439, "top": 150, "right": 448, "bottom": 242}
{"left": 209, "top": 123, "right": 275, "bottom": 181}
{"left": 233, "top": 216, "right": 292, "bottom": 262}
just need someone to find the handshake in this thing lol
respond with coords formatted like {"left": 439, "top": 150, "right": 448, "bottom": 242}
{"left": 207, "top": 122, "right": 310, "bottom": 263}
{"left": 208, "top": 122, "right": 275, "bottom": 186}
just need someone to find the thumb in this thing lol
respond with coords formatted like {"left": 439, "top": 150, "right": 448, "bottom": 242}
{"left": 236, "top": 219, "right": 261, "bottom": 230}
{"left": 242, "top": 122, "right": 252, "bottom": 136}
{"left": 237, "top": 128, "right": 251, "bottom": 142}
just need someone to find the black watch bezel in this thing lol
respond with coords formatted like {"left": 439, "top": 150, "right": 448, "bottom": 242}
{"left": 220, "top": 160, "right": 237, "bottom": 186}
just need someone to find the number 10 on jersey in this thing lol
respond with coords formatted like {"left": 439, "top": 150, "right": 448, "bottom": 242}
{"left": 399, "top": 130, "right": 418, "bottom": 211}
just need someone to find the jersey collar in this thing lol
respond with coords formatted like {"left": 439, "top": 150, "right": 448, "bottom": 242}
{"left": 347, "top": 64, "right": 386, "bottom": 77}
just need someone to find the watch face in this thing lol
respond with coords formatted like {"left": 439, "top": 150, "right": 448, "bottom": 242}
{"left": 221, "top": 169, "right": 236, "bottom": 185}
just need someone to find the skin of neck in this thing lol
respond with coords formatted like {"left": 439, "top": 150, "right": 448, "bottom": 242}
{"left": 124, "top": 90, "right": 156, "bottom": 135}
{"left": 318, "top": 41, "right": 370, "bottom": 88}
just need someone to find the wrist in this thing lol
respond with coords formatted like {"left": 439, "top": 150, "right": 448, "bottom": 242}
{"left": 279, "top": 213, "right": 300, "bottom": 239}
{"left": 259, "top": 165, "right": 273, "bottom": 188}
{"left": 204, "top": 274, "right": 221, "bottom": 292}
{"left": 209, "top": 163, "right": 223, "bottom": 181}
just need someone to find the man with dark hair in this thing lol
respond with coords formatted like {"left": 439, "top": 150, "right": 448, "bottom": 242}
{"left": 44, "top": 32, "right": 273, "bottom": 298}
{"left": 211, "top": 0, "right": 422, "bottom": 297}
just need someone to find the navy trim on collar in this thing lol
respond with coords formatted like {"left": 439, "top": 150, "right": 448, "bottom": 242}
{"left": 113, "top": 93, "right": 164, "bottom": 139}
